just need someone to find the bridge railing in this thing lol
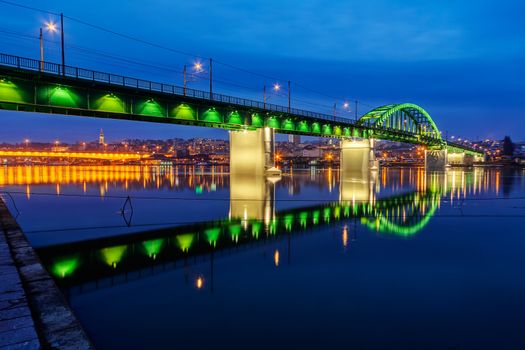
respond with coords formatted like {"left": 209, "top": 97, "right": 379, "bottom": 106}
{"left": 0, "top": 52, "right": 356, "bottom": 126}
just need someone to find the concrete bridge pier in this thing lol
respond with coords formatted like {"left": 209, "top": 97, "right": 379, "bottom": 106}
{"left": 447, "top": 152, "right": 475, "bottom": 166}
{"left": 229, "top": 128, "right": 281, "bottom": 176}
{"left": 340, "top": 138, "right": 379, "bottom": 175}
{"left": 425, "top": 149, "right": 448, "bottom": 171}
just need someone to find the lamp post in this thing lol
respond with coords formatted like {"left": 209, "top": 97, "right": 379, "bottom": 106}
{"left": 39, "top": 28, "right": 44, "bottom": 70}
{"left": 183, "top": 65, "right": 187, "bottom": 96}
{"left": 60, "top": 13, "right": 65, "bottom": 75}
{"left": 41, "top": 19, "right": 64, "bottom": 73}
{"left": 287, "top": 80, "right": 291, "bottom": 113}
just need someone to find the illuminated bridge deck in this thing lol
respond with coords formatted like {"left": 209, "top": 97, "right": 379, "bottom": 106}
{"left": 0, "top": 53, "right": 482, "bottom": 156}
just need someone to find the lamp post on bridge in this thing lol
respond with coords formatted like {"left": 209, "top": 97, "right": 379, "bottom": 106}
{"left": 334, "top": 101, "right": 351, "bottom": 121}
{"left": 263, "top": 83, "right": 282, "bottom": 109}
{"left": 39, "top": 15, "right": 65, "bottom": 74}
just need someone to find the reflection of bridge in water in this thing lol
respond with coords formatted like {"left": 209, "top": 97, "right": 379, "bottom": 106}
{"left": 34, "top": 167, "right": 496, "bottom": 293}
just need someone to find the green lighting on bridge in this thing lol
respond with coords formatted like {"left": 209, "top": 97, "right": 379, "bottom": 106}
{"left": 93, "top": 93, "right": 125, "bottom": 113}
{"left": 137, "top": 98, "right": 165, "bottom": 117}
{"left": 171, "top": 103, "right": 196, "bottom": 120}
{"left": 48, "top": 86, "right": 80, "bottom": 108}
{"left": 0, "top": 79, "right": 24, "bottom": 103}
{"left": 201, "top": 108, "right": 222, "bottom": 123}
{"left": 227, "top": 111, "right": 243, "bottom": 125}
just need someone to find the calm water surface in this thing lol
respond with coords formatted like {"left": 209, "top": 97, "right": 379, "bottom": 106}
{"left": 1, "top": 165, "right": 525, "bottom": 349}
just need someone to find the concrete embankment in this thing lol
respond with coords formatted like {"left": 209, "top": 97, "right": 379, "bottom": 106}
{"left": 0, "top": 197, "right": 93, "bottom": 349}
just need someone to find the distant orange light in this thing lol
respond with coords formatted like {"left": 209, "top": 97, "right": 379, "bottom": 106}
{"left": 196, "top": 276, "right": 204, "bottom": 289}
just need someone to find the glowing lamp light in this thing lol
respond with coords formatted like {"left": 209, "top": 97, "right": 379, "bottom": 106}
{"left": 272, "top": 83, "right": 281, "bottom": 92}
{"left": 343, "top": 102, "right": 349, "bottom": 109}
{"left": 193, "top": 61, "right": 203, "bottom": 73}
{"left": 46, "top": 21, "right": 58, "bottom": 32}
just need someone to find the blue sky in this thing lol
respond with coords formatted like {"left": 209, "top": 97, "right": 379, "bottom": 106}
{"left": 0, "top": 0, "right": 524, "bottom": 142}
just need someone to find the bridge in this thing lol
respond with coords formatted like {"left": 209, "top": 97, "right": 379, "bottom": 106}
{"left": 0, "top": 150, "right": 148, "bottom": 161}
{"left": 0, "top": 53, "right": 484, "bottom": 174}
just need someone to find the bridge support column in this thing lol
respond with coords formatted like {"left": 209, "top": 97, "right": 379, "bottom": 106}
{"left": 340, "top": 139, "right": 378, "bottom": 176}
{"left": 229, "top": 128, "right": 280, "bottom": 176}
{"left": 447, "top": 152, "right": 474, "bottom": 166}
{"left": 424, "top": 149, "right": 448, "bottom": 171}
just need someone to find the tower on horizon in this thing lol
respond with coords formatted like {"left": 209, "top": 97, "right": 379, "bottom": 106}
{"left": 99, "top": 129, "right": 105, "bottom": 145}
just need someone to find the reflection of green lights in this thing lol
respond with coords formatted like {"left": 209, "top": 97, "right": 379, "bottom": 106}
{"left": 50, "top": 256, "right": 79, "bottom": 278}
{"left": 284, "top": 214, "right": 294, "bottom": 231}
{"left": 269, "top": 220, "right": 278, "bottom": 235}
{"left": 251, "top": 221, "right": 262, "bottom": 238}
{"left": 195, "top": 185, "right": 203, "bottom": 194}
{"left": 299, "top": 212, "right": 308, "bottom": 228}
{"left": 229, "top": 224, "right": 242, "bottom": 242}
{"left": 49, "top": 86, "right": 80, "bottom": 108}
{"left": 361, "top": 199, "right": 438, "bottom": 237}
{"left": 323, "top": 207, "right": 331, "bottom": 222}
{"left": 143, "top": 238, "right": 164, "bottom": 259}
{"left": 176, "top": 233, "right": 195, "bottom": 252}
{"left": 312, "top": 210, "right": 320, "bottom": 225}
{"left": 333, "top": 206, "right": 341, "bottom": 219}
{"left": 205, "top": 227, "right": 221, "bottom": 247}
{"left": 101, "top": 245, "right": 127, "bottom": 268}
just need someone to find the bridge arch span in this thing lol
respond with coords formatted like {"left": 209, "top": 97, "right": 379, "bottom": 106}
{"left": 358, "top": 103, "right": 442, "bottom": 142}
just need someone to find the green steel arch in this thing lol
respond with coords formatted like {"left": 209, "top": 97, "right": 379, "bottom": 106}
{"left": 358, "top": 103, "right": 443, "bottom": 142}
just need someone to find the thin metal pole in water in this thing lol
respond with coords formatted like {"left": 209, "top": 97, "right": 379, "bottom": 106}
{"left": 60, "top": 13, "right": 65, "bottom": 75}
{"left": 209, "top": 58, "right": 213, "bottom": 100}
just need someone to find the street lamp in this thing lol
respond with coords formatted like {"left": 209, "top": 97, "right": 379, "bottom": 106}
{"left": 40, "top": 15, "right": 65, "bottom": 73}
{"left": 262, "top": 83, "right": 282, "bottom": 109}
{"left": 183, "top": 60, "right": 209, "bottom": 97}
{"left": 24, "top": 139, "right": 30, "bottom": 149}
